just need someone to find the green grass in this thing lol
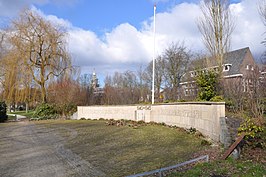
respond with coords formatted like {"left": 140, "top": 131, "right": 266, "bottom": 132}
{"left": 37, "top": 120, "right": 208, "bottom": 177}
{"left": 170, "top": 157, "right": 266, "bottom": 177}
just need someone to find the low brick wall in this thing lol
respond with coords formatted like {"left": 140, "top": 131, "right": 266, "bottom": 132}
{"left": 77, "top": 102, "right": 225, "bottom": 142}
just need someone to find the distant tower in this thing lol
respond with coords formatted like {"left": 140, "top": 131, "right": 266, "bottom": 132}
{"left": 92, "top": 69, "right": 99, "bottom": 90}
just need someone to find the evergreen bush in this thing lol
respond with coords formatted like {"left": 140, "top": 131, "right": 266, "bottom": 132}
{"left": 0, "top": 101, "right": 8, "bottom": 123}
{"left": 33, "top": 103, "right": 58, "bottom": 119}
{"left": 196, "top": 70, "right": 218, "bottom": 101}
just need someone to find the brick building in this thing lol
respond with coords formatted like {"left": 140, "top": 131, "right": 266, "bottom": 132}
{"left": 180, "top": 47, "right": 261, "bottom": 100}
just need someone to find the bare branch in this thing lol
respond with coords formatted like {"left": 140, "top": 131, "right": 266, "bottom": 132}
{"left": 197, "top": 0, "right": 235, "bottom": 68}
{"left": 258, "top": 0, "right": 266, "bottom": 26}
{"left": 8, "top": 9, "right": 72, "bottom": 103}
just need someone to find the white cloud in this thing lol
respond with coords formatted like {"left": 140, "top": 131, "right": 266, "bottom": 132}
{"left": 230, "top": 0, "right": 265, "bottom": 58}
{"left": 44, "top": 0, "right": 265, "bottom": 76}
{"left": 67, "top": 23, "right": 153, "bottom": 75}
{"left": 150, "top": 2, "right": 203, "bottom": 53}
{"left": 1, "top": 0, "right": 265, "bottom": 76}
{"left": 104, "top": 23, "right": 150, "bottom": 63}
{"left": 64, "top": 2, "right": 205, "bottom": 75}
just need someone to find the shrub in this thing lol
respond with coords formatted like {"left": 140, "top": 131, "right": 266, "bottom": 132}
{"left": 238, "top": 117, "right": 265, "bottom": 148}
{"left": 225, "top": 98, "right": 234, "bottom": 110}
{"left": 57, "top": 103, "right": 77, "bottom": 117}
{"left": 196, "top": 70, "right": 218, "bottom": 101}
{"left": 137, "top": 120, "right": 146, "bottom": 125}
{"left": 177, "top": 99, "right": 186, "bottom": 102}
{"left": 106, "top": 119, "right": 127, "bottom": 126}
{"left": 210, "top": 95, "right": 224, "bottom": 102}
{"left": 201, "top": 139, "right": 212, "bottom": 146}
{"left": 187, "top": 127, "right": 197, "bottom": 134}
{"left": 0, "top": 101, "right": 7, "bottom": 123}
{"left": 160, "top": 122, "right": 166, "bottom": 126}
{"left": 33, "top": 103, "right": 58, "bottom": 119}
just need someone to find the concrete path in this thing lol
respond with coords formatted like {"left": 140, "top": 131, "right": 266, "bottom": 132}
{"left": 0, "top": 121, "right": 106, "bottom": 177}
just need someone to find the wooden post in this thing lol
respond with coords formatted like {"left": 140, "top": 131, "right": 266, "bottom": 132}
{"left": 222, "top": 133, "right": 246, "bottom": 160}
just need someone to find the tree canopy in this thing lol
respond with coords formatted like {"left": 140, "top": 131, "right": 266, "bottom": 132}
{"left": 8, "top": 9, "right": 72, "bottom": 103}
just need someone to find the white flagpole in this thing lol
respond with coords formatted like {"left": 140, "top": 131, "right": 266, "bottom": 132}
{"left": 152, "top": 4, "right": 156, "bottom": 104}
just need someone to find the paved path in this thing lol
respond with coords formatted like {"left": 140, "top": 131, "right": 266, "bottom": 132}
{"left": 0, "top": 121, "right": 106, "bottom": 177}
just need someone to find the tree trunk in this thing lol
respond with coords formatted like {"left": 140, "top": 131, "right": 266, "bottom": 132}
{"left": 25, "top": 102, "right": 29, "bottom": 113}
{"left": 41, "top": 82, "right": 47, "bottom": 103}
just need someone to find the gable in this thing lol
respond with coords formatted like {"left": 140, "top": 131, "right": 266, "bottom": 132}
{"left": 186, "top": 47, "right": 255, "bottom": 78}
{"left": 239, "top": 49, "right": 257, "bottom": 76}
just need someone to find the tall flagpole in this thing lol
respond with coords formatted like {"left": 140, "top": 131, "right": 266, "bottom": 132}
{"left": 152, "top": 4, "right": 156, "bottom": 104}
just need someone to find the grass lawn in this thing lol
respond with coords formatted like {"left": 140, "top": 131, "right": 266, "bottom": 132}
{"left": 170, "top": 158, "right": 266, "bottom": 177}
{"left": 170, "top": 121, "right": 266, "bottom": 177}
{"left": 37, "top": 120, "right": 208, "bottom": 176}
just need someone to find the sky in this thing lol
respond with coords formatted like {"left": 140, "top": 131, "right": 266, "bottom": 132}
{"left": 0, "top": 0, "right": 265, "bottom": 84}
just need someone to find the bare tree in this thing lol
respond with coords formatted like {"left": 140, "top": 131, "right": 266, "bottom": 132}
{"left": 15, "top": 64, "right": 36, "bottom": 112}
{"left": 123, "top": 70, "right": 137, "bottom": 89}
{"left": 78, "top": 74, "right": 95, "bottom": 105}
{"left": 48, "top": 77, "right": 84, "bottom": 104}
{"left": 0, "top": 47, "right": 40, "bottom": 111}
{"left": 258, "top": 0, "right": 266, "bottom": 60}
{"left": 0, "top": 31, "right": 4, "bottom": 58}
{"left": 258, "top": 0, "right": 266, "bottom": 26}
{"left": 9, "top": 9, "right": 72, "bottom": 103}
{"left": 0, "top": 32, "right": 5, "bottom": 97}
{"left": 103, "top": 71, "right": 143, "bottom": 105}
{"left": 145, "top": 55, "right": 165, "bottom": 102}
{"left": 163, "top": 42, "right": 191, "bottom": 100}
{"left": 198, "top": 0, "right": 234, "bottom": 69}
{"left": 1, "top": 52, "right": 20, "bottom": 106}
{"left": 222, "top": 78, "right": 245, "bottom": 113}
{"left": 246, "top": 66, "right": 266, "bottom": 120}
{"left": 137, "top": 65, "right": 146, "bottom": 102}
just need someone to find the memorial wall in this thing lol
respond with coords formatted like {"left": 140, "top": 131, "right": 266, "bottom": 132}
{"left": 77, "top": 102, "right": 225, "bottom": 142}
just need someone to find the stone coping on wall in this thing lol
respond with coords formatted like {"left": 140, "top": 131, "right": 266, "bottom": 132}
{"left": 78, "top": 102, "right": 225, "bottom": 107}
{"left": 153, "top": 102, "right": 225, "bottom": 106}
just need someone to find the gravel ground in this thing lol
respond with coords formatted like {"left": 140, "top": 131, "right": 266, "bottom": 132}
{"left": 0, "top": 121, "right": 106, "bottom": 177}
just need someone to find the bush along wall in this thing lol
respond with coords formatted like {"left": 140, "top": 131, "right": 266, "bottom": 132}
{"left": 0, "top": 102, "right": 8, "bottom": 123}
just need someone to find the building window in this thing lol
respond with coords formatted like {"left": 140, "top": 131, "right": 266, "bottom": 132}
{"left": 224, "top": 65, "right": 229, "bottom": 71}
{"left": 223, "top": 64, "right": 231, "bottom": 72}
{"left": 185, "top": 89, "right": 189, "bottom": 96}
{"left": 242, "top": 79, "right": 246, "bottom": 92}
